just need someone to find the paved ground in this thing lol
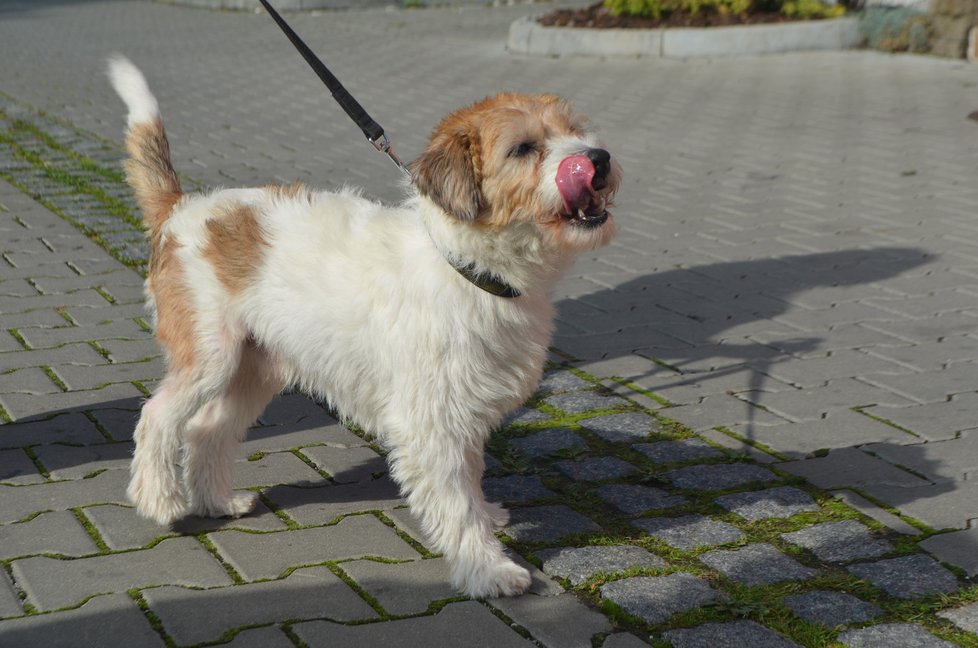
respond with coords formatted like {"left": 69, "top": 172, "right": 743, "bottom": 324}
{"left": 2, "top": 1, "right": 978, "bottom": 646}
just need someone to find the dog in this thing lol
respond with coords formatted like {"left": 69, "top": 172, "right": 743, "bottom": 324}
{"left": 107, "top": 55, "right": 620, "bottom": 598}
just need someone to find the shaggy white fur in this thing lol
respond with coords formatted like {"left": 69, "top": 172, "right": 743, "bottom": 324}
{"left": 108, "top": 56, "right": 620, "bottom": 598}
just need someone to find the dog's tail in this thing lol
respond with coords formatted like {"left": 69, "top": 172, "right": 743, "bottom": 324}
{"left": 107, "top": 55, "right": 182, "bottom": 236}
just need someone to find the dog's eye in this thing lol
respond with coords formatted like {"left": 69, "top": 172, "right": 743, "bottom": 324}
{"left": 509, "top": 141, "right": 536, "bottom": 158}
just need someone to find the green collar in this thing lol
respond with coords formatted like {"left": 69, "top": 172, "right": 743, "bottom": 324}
{"left": 448, "top": 261, "right": 522, "bottom": 298}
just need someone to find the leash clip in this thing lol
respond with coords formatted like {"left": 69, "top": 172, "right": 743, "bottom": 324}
{"left": 370, "top": 133, "right": 409, "bottom": 176}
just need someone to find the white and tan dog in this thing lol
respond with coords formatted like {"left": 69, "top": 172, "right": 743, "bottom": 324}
{"left": 108, "top": 56, "right": 620, "bottom": 598}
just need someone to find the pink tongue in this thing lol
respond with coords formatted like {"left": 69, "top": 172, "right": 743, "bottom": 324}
{"left": 556, "top": 155, "right": 596, "bottom": 213}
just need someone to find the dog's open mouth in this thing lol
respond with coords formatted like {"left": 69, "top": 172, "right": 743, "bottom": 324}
{"left": 556, "top": 154, "right": 610, "bottom": 229}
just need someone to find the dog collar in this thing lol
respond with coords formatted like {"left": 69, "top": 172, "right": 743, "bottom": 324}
{"left": 448, "top": 260, "right": 522, "bottom": 298}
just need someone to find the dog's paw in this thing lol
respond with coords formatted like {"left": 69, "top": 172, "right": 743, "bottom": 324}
{"left": 191, "top": 491, "right": 259, "bottom": 519}
{"left": 458, "top": 557, "right": 531, "bottom": 598}
{"left": 128, "top": 479, "right": 187, "bottom": 526}
{"left": 484, "top": 501, "right": 510, "bottom": 529}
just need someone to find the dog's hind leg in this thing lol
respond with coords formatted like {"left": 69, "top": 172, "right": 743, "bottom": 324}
{"left": 181, "top": 341, "right": 283, "bottom": 519}
{"left": 387, "top": 432, "right": 531, "bottom": 598}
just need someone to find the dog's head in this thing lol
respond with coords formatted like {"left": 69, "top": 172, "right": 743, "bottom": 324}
{"left": 410, "top": 93, "right": 620, "bottom": 253}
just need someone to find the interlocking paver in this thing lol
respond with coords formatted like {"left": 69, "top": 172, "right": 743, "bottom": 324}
{"left": 0, "top": 510, "right": 98, "bottom": 560}
{"left": 342, "top": 558, "right": 456, "bottom": 615}
{"left": 292, "top": 601, "right": 534, "bottom": 647}
{"left": 488, "top": 592, "right": 611, "bottom": 648}
{"left": 0, "top": 593, "right": 165, "bottom": 647}
{"left": 144, "top": 567, "right": 377, "bottom": 645}
{"left": 0, "top": 571, "right": 22, "bottom": 619}
{"left": 300, "top": 444, "right": 387, "bottom": 483}
{"left": 208, "top": 513, "right": 420, "bottom": 581}
{"left": 263, "top": 477, "right": 404, "bottom": 525}
{"left": 33, "top": 441, "right": 132, "bottom": 480}
{"left": 13, "top": 536, "right": 232, "bottom": 611}
{"left": 0, "top": 448, "right": 43, "bottom": 484}
{"left": 0, "top": 468, "right": 128, "bottom": 523}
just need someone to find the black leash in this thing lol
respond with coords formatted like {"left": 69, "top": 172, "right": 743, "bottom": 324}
{"left": 258, "top": 0, "right": 406, "bottom": 173}
{"left": 259, "top": 1, "right": 521, "bottom": 298}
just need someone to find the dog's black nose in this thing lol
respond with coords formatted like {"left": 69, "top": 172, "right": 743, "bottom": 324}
{"left": 586, "top": 148, "right": 611, "bottom": 190}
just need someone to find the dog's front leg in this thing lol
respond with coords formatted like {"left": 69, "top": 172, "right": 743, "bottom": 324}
{"left": 387, "top": 433, "right": 530, "bottom": 598}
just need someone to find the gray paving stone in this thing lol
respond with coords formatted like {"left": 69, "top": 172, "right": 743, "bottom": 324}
{"left": 505, "top": 505, "right": 601, "bottom": 542}
{"left": 222, "top": 626, "right": 297, "bottom": 648}
{"left": 241, "top": 422, "right": 367, "bottom": 456}
{"left": 662, "top": 394, "right": 789, "bottom": 432}
{"left": 662, "top": 620, "right": 801, "bottom": 648}
{"left": 293, "top": 600, "right": 534, "bottom": 647}
{"left": 662, "top": 463, "right": 778, "bottom": 490}
{"left": 0, "top": 448, "right": 44, "bottom": 484}
{"left": 232, "top": 451, "right": 327, "bottom": 488}
{"left": 0, "top": 382, "right": 144, "bottom": 421}
{"left": 837, "top": 623, "right": 956, "bottom": 647}
{"left": 85, "top": 502, "right": 286, "bottom": 550}
{"left": 482, "top": 474, "right": 556, "bottom": 504}
{"left": 833, "top": 490, "right": 920, "bottom": 536}
{"left": 0, "top": 510, "right": 98, "bottom": 560}
{"left": 502, "top": 406, "right": 552, "bottom": 426}
{"left": 781, "top": 520, "right": 893, "bottom": 563}
{"left": 0, "top": 593, "right": 165, "bottom": 647}
{"left": 554, "top": 456, "right": 638, "bottom": 481}
{"left": 700, "top": 543, "right": 816, "bottom": 585}
{"left": 263, "top": 477, "right": 405, "bottom": 526}
{"left": 780, "top": 447, "right": 929, "bottom": 489}
{"left": 12, "top": 536, "right": 232, "bottom": 611}
{"left": 144, "top": 566, "right": 376, "bottom": 645}
{"left": 545, "top": 391, "right": 625, "bottom": 414}
{"left": 0, "top": 367, "right": 63, "bottom": 394}
{"left": 783, "top": 590, "right": 882, "bottom": 628}
{"left": 599, "top": 573, "right": 725, "bottom": 625}
{"left": 86, "top": 407, "right": 140, "bottom": 442}
{"left": 0, "top": 570, "right": 22, "bottom": 619}
{"left": 536, "top": 545, "right": 667, "bottom": 585}
{"left": 342, "top": 558, "right": 456, "bottom": 615}
{"left": 865, "top": 396, "right": 978, "bottom": 442}
{"left": 509, "top": 428, "right": 588, "bottom": 459}
{"left": 601, "top": 633, "right": 651, "bottom": 648}
{"left": 489, "top": 592, "right": 611, "bottom": 648}
{"left": 937, "top": 601, "right": 978, "bottom": 633}
{"left": 33, "top": 441, "right": 132, "bottom": 480}
{"left": 847, "top": 555, "right": 959, "bottom": 600}
{"left": 920, "top": 527, "right": 978, "bottom": 577}
{"left": 581, "top": 412, "right": 663, "bottom": 442}
{"left": 0, "top": 411, "right": 106, "bottom": 448}
{"left": 208, "top": 513, "right": 419, "bottom": 581}
{"left": 714, "top": 486, "right": 818, "bottom": 521}
{"left": 741, "top": 408, "right": 917, "bottom": 458}
{"left": 385, "top": 507, "right": 431, "bottom": 549}
{"left": 595, "top": 484, "right": 686, "bottom": 515}
{"left": 0, "top": 468, "right": 128, "bottom": 523}
{"left": 301, "top": 444, "right": 387, "bottom": 483}
{"left": 633, "top": 514, "right": 744, "bottom": 550}
{"left": 538, "top": 370, "right": 592, "bottom": 393}
{"left": 257, "top": 394, "right": 337, "bottom": 428}
{"left": 632, "top": 438, "right": 723, "bottom": 464}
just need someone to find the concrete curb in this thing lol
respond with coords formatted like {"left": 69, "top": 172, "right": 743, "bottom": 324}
{"left": 507, "top": 15, "right": 864, "bottom": 58}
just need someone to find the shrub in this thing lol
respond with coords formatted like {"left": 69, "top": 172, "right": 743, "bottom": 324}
{"left": 604, "top": 0, "right": 845, "bottom": 19}
{"left": 858, "top": 7, "right": 931, "bottom": 52}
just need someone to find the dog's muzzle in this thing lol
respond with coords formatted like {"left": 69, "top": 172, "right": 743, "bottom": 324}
{"left": 556, "top": 148, "right": 612, "bottom": 229}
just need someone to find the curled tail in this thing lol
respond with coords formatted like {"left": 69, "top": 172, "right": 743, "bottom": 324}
{"left": 107, "top": 55, "right": 182, "bottom": 236}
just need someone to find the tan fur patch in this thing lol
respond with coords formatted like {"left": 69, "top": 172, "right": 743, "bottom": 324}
{"left": 203, "top": 202, "right": 268, "bottom": 294}
{"left": 150, "top": 238, "right": 197, "bottom": 372}
{"left": 125, "top": 119, "right": 182, "bottom": 234}
{"left": 264, "top": 182, "right": 308, "bottom": 201}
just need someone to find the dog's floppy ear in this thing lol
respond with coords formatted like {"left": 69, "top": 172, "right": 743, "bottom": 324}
{"left": 410, "top": 124, "right": 482, "bottom": 222}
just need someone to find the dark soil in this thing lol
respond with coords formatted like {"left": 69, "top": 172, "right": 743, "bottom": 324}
{"left": 538, "top": 2, "right": 800, "bottom": 29}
